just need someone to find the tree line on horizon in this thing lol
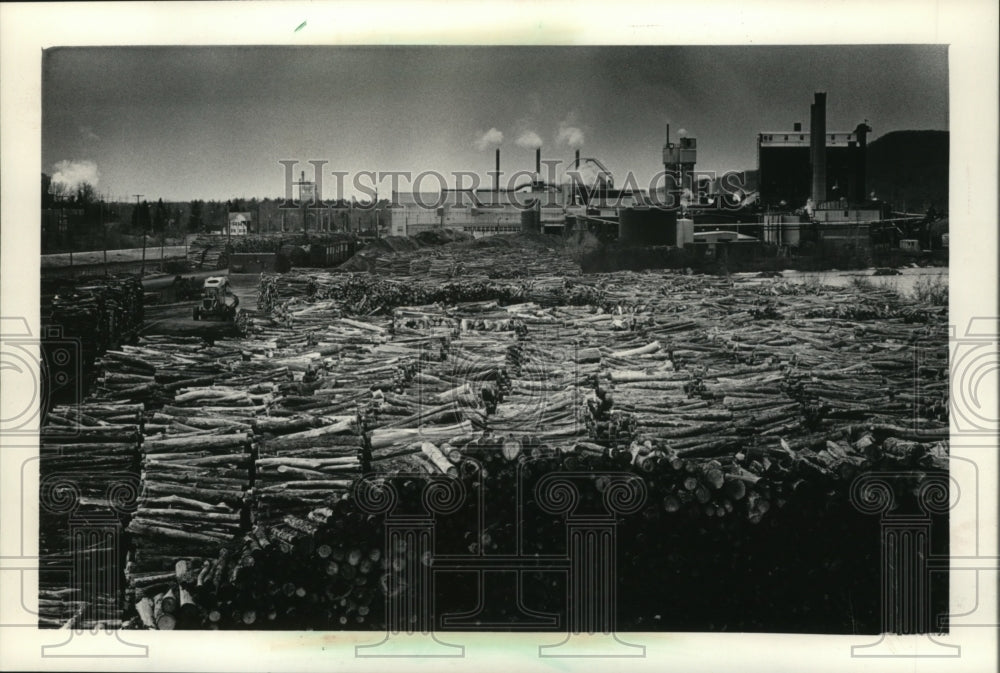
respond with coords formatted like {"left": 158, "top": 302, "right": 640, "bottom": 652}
{"left": 41, "top": 173, "right": 392, "bottom": 253}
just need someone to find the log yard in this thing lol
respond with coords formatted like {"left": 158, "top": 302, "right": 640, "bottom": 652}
{"left": 33, "top": 44, "right": 957, "bottom": 640}
{"left": 38, "top": 230, "right": 949, "bottom": 634}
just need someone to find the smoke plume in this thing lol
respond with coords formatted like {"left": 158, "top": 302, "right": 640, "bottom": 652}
{"left": 474, "top": 127, "right": 504, "bottom": 151}
{"left": 556, "top": 124, "right": 585, "bottom": 148}
{"left": 51, "top": 159, "right": 100, "bottom": 192}
{"left": 515, "top": 131, "right": 543, "bottom": 149}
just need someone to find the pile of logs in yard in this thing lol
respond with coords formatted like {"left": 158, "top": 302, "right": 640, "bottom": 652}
{"left": 366, "top": 234, "right": 582, "bottom": 280}
{"left": 256, "top": 271, "right": 602, "bottom": 316}
{"left": 39, "top": 403, "right": 142, "bottom": 628}
{"left": 185, "top": 235, "right": 227, "bottom": 270}
{"left": 127, "top": 497, "right": 386, "bottom": 630}
{"left": 39, "top": 261, "right": 950, "bottom": 630}
{"left": 40, "top": 275, "right": 145, "bottom": 404}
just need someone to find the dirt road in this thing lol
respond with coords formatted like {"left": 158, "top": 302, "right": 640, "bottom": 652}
{"left": 42, "top": 246, "right": 188, "bottom": 269}
{"left": 142, "top": 271, "right": 260, "bottom": 338}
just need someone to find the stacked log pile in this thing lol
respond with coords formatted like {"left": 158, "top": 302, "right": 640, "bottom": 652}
{"left": 46, "top": 260, "right": 950, "bottom": 631}
{"left": 126, "top": 425, "right": 253, "bottom": 591}
{"left": 120, "top": 419, "right": 947, "bottom": 632}
{"left": 40, "top": 275, "right": 145, "bottom": 405}
{"left": 363, "top": 235, "right": 582, "bottom": 280}
{"left": 254, "top": 415, "right": 364, "bottom": 522}
{"left": 92, "top": 337, "right": 237, "bottom": 406}
{"left": 42, "top": 275, "right": 145, "bottom": 353}
{"left": 251, "top": 269, "right": 948, "bottom": 479}
{"left": 114, "top": 355, "right": 262, "bottom": 611}
{"left": 38, "top": 405, "right": 142, "bottom": 628}
{"left": 128, "top": 495, "right": 385, "bottom": 629}
{"left": 629, "top": 425, "right": 947, "bottom": 524}
{"left": 257, "top": 272, "right": 602, "bottom": 317}
{"left": 493, "top": 340, "right": 590, "bottom": 445}
{"left": 185, "top": 235, "right": 226, "bottom": 269}
{"left": 362, "top": 336, "right": 487, "bottom": 472}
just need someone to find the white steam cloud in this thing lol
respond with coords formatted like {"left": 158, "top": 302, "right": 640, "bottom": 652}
{"left": 515, "top": 131, "right": 543, "bottom": 149}
{"left": 474, "top": 127, "right": 504, "bottom": 151}
{"left": 556, "top": 122, "right": 585, "bottom": 148}
{"left": 51, "top": 159, "right": 100, "bottom": 192}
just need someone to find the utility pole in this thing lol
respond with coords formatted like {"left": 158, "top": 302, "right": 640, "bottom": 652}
{"left": 101, "top": 198, "right": 108, "bottom": 275}
{"left": 159, "top": 200, "right": 165, "bottom": 269}
{"left": 134, "top": 194, "right": 145, "bottom": 275}
{"left": 67, "top": 203, "right": 72, "bottom": 269}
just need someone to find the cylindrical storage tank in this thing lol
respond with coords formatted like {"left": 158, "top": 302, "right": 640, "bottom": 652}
{"left": 810, "top": 92, "right": 827, "bottom": 204}
{"left": 618, "top": 208, "right": 677, "bottom": 245}
{"left": 676, "top": 217, "right": 695, "bottom": 247}
{"left": 763, "top": 214, "right": 779, "bottom": 244}
{"left": 782, "top": 216, "right": 801, "bottom": 246}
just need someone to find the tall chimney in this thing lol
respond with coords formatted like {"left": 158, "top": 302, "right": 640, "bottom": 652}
{"left": 810, "top": 92, "right": 827, "bottom": 205}
{"left": 535, "top": 148, "right": 541, "bottom": 176}
{"left": 495, "top": 148, "right": 501, "bottom": 192}
{"left": 854, "top": 121, "right": 871, "bottom": 203}
{"left": 573, "top": 149, "right": 581, "bottom": 205}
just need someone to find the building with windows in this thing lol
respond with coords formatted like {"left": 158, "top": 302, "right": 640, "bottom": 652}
{"left": 226, "top": 212, "right": 250, "bottom": 235}
{"left": 757, "top": 93, "right": 871, "bottom": 209}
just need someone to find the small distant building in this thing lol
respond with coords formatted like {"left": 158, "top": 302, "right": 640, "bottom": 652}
{"left": 389, "top": 190, "right": 525, "bottom": 238}
{"left": 227, "top": 212, "right": 251, "bottom": 236}
{"left": 810, "top": 200, "right": 881, "bottom": 249}
{"left": 812, "top": 201, "right": 881, "bottom": 224}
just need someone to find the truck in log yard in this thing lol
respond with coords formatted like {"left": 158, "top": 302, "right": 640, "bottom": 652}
{"left": 192, "top": 276, "right": 239, "bottom": 321}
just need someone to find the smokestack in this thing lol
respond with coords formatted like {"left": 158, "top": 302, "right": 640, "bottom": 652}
{"left": 573, "top": 149, "right": 581, "bottom": 205}
{"left": 854, "top": 121, "right": 871, "bottom": 203}
{"left": 495, "top": 148, "right": 501, "bottom": 192}
{"left": 666, "top": 124, "right": 670, "bottom": 144}
{"left": 810, "top": 92, "right": 827, "bottom": 205}
{"left": 535, "top": 148, "right": 541, "bottom": 176}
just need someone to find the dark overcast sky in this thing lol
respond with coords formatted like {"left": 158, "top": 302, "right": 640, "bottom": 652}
{"left": 42, "top": 45, "right": 948, "bottom": 201}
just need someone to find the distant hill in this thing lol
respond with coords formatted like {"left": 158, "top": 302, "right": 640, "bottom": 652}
{"left": 866, "top": 130, "right": 949, "bottom": 214}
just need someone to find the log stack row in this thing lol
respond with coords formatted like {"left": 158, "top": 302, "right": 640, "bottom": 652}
{"left": 360, "top": 234, "right": 582, "bottom": 281}
{"left": 40, "top": 275, "right": 145, "bottom": 406}
{"left": 258, "top": 271, "right": 603, "bottom": 318}
{"left": 39, "top": 404, "right": 143, "bottom": 629}
{"left": 126, "top": 426, "right": 253, "bottom": 600}
{"left": 128, "top": 495, "right": 385, "bottom": 629}
{"left": 42, "top": 263, "right": 951, "bottom": 631}
{"left": 254, "top": 415, "right": 364, "bottom": 522}
{"left": 123, "top": 420, "right": 947, "bottom": 632}
{"left": 92, "top": 336, "right": 238, "bottom": 405}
